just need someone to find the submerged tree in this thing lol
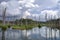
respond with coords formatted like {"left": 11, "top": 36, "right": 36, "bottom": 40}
{"left": 2, "top": 6, "right": 7, "bottom": 40}
{"left": 1, "top": 26, "right": 7, "bottom": 40}
{"left": 45, "top": 13, "right": 47, "bottom": 40}
{"left": 54, "top": 29, "right": 57, "bottom": 40}
{"left": 50, "top": 15, "right": 52, "bottom": 40}
{"left": 59, "top": 29, "right": 60, "bottom": 40}
{"left": 38, "top": 24, "right": 41, "bottom": 40}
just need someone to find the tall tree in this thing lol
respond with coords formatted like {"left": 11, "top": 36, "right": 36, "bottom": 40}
{"left": 45, "top": 13, "right": 47, "bottom": 40}
{"left": 2, "top": 8, "right": 6, "bottom": 25}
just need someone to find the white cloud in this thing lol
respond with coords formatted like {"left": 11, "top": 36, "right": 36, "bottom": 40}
{"left": 18, "top": 0, "right": 35, "bottom": 5}
{"left": 0, "top": 0, "right": 40, "bottom": 17}
{"left": 18, "top": 0, "right": 26, "bottom": 5}
{"left": 32, "top": 14, "right": 39, "bottom": 17}
{"left": 6, "top": 8, "right": 20, "bottom": 16}
{"left": 0, "top": 1, "right": 8, "bottom": 8}
{"left": 22, "top": 11, "right": 31, "bottom": 19}
{"left": 41, "top": 10, "right": 58, "bottom": 20}
{"left": 29, "top": 0, "right": 35, "bottom": 3}
{"left": 0, "top": 1, "right": 8, "bottom": 15}
{"left": 0, "top": 0, "right": 60, "bottom": 21}
{"left": 18, "top": 0, "right": 36, "bottom": 8}
{"left": 0, "top": 0, "right": 20, "bottom": 16}
{"left": 25, "top": 3, "right": 35, "bottom": 8}
{"left": 35, "top": 4, "right": 40, "bottom": 8}
{"left": 19, "top": 7, "right": 22, "bottom": 9}
{"left": 34, "top": 0, "right": 58, "bottom": 7}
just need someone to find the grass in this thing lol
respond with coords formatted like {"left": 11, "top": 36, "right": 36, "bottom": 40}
{"left": 12, "top": 24, "right": 37, "bottom": 30}
{"left": 0, "top": 25, "right": 8, "bottom": 31}
{"left": 0, "top": 23, "right": 44, "bottom": 30}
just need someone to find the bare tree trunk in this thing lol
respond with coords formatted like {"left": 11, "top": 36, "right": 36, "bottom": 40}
{"left": 54, "top": 29, "right": 56, "bottom": 40}
{"left": 25, "top": 18, "right": 28, "bottom": 40}
{"left": 49, "top": 28, "right": 52, "bottom": 40}
{"left": 3, "top": 8, "right": 6, "bottom": 25}
{"left": 24, "top": 27, "right": 28, "bottom": 40}
{"left": 45, "top": 13, "right": 47, "bottom": 40}
{"left": 59, "top": 30, "right": 60, "bottom": 40}
{"left": 30, "top": 29, "right": 32, "bottom": 40}
{"left": 49, "top": 28, "right": 50, "bottom": 40}
{"left": 46, "top": 27, "right": 47, "bottom": 40}
{"left": 2, "top": 30, "right": 5, "bottom": 40}
{"left": 51, "top": 28, "right": 52, "bottom": 40}
{"left": 21, "top": 30, "right": 23, "bottom": 40}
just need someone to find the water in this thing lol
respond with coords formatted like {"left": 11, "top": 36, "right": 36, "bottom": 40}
{"left": 0, "top": 26, "right": 60, "bottom": 40}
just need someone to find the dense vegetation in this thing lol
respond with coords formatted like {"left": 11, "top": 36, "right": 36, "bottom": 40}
{"left": 45, "top": 18, "right": 60, "bottom": 29}
{"left": 0, "top": 18, "right": 44, "bottom": 30}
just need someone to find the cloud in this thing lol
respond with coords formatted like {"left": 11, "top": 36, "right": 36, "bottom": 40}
{"left": 6, "top": 8, "right": 20, "bottom": 16}
{"left": 18, "top": 0, "right": 35, "bottom": 3}
{"left": 0, "top": 0, "right": 20, "bottom": 16}
{"left": 40, "top": 10, "right": 58, "bottom": 20}
{"left": 0, "top": 0, "right": 8, "bottom": 3}
{"left": 22, "top": 11, "right": 31, "bottom": 19}
{"left": 0, "top": 1, "right": 7, "bottom": 7}
{"left": 0, "top": 0, "right": 60, "bottom": 21}
{"left": 0, "top": 1, "right": 8, "bottom": 15}
{"left": 34, "top": 0, "right": 58, "bottom": 7}
{"left": 25, "top": 3, "right": 35, "bottom": 8}
{"left": 18, "top": 0, "right": 37, "bottom": 8}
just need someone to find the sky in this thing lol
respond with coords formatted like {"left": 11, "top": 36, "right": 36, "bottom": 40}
{"left": 0, "top": 0, "right": 60, "bottom": 21}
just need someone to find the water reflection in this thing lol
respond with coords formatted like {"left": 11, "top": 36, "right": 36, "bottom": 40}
{"left": 0, "top": 26, "right": 60, "bottom": 40}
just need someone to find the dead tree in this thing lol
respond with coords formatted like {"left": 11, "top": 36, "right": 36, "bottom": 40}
{"left": 2, "top": 8, "right": 6, "bottom": 25}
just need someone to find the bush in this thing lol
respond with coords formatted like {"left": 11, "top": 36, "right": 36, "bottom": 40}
{"left": 1, "top": 26, "right": 7, "bottom": 31}
{"left": 38, "top": 24, "right": 41, "bottom": 28}
{"left": 8, "top": 25, "right": 11, "bottom": 28}
{"left": 0, "top": 25, "right": 7, "bottom": 31}
{"left": 2, "top": 26, "right": 7, "bottom": 31}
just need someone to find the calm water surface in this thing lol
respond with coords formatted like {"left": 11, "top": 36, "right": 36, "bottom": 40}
{"left": 0, "top": 26, "right": 60, "bottom": 40}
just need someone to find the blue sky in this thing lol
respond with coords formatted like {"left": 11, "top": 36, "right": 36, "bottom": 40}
{"left": 0, "top": 0, "right": 60, "bottom": 21}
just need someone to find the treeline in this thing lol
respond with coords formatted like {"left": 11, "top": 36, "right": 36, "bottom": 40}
{"left": 0, "top": 18, "right": 45, "bottom": 26}
{"left": 45, "top": 18, "right": 60, "bottom": 29}
{"left": 0, "top": 20, "right": 2, "bottom": 23}
{"left": 15, "top": 18, "right": 38, "bottom": 25}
